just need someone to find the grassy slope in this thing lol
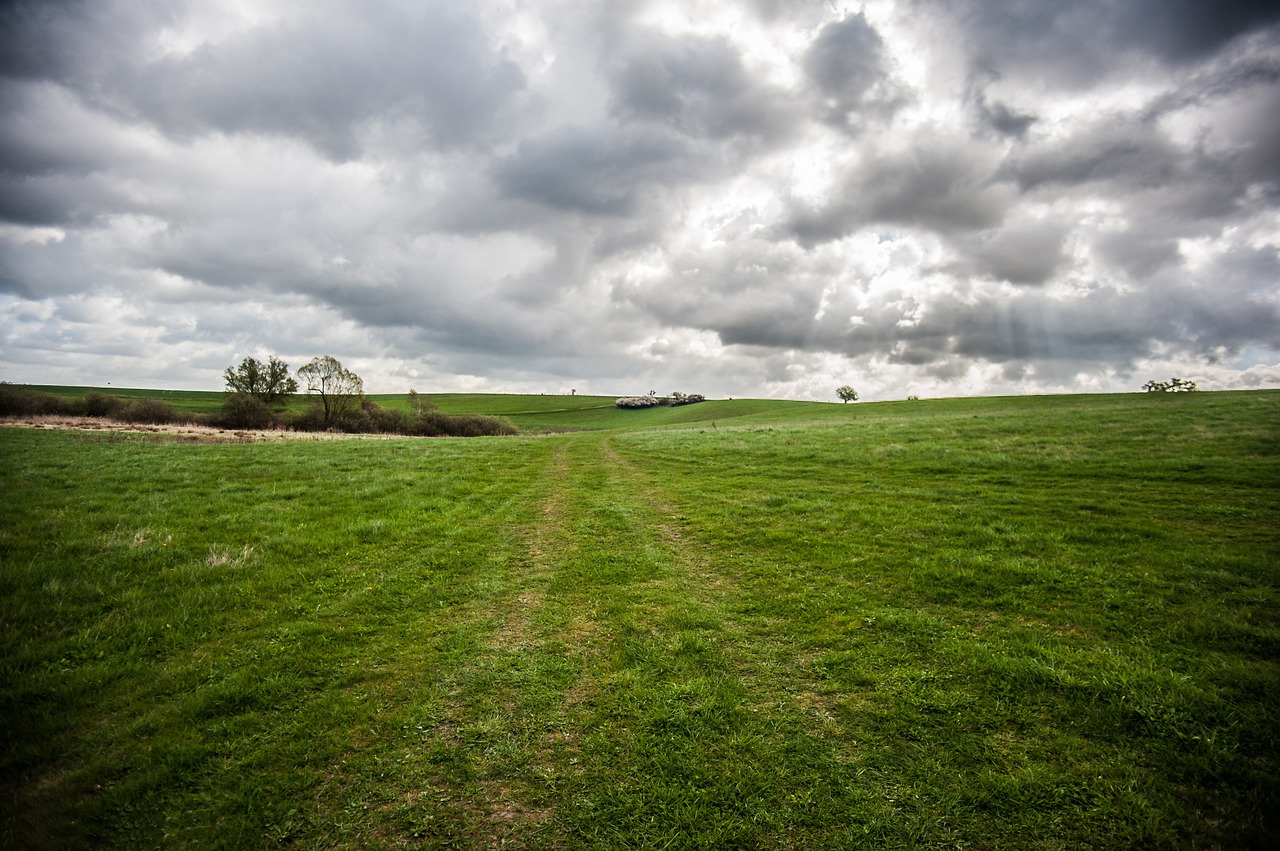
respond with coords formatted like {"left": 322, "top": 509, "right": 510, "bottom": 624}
{"left": 2, "top": 390, "right": 1277, "bottom": 848}
{"left": 22, "top": 385, "right": 228, "bottom": 414}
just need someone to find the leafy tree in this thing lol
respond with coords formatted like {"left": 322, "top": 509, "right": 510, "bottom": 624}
{"left": 297, "top": 355, "right": 364, "bottom": 426}
{"left": 223, "top": 356, "right": 298, "bottom": 405}
{"left": 837, "top": 385, "right": 859, "bottom": 403}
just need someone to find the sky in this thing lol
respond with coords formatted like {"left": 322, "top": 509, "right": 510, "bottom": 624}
{"left": 2, "top": 0, "right": 1279, "bottom": 402}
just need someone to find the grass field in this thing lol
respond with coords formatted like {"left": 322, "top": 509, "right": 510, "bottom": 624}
{"left": 18, "top": 384, "right": 843, "bottom": 433}
{"left": 2, "top": 390, "right": 1278, "bottom": 848}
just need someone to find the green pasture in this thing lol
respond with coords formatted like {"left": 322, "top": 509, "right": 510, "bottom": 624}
{"left": 2, "top": 390, "right": 1278, "bottom": 848}
{"left": 19, "top": 384, "right": 845, "bottom": 432}
{"left": 23, "top": 385, "right": 229, "bottom": 415}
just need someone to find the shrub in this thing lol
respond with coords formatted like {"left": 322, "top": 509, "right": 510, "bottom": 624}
{"left": 354, "top": 398, "right": 411, "bottom": 434}
{"left": 111, "top": 398, "right": 184, "bottom": 424}
{"left": 616, "top": 396, "right": 660, "bottom": 408}
{"left": 1143, "top": 378, "right": 1198, "bottom": 392}
{"left": 443, "top": 413, "right": 518, "bottom": 437}
{"left": 82, "top": 392, "right": 124, "bottom": 417}
{"left": 405, "top": 408, "right": 516, "bottom": 437}
{"left": 671, "top": 393, "right": 705, "bottom": 406}
{"left": 408, "top": 409, "right": 453, "bottom": 437}
{"left": 0, "top": 385, "right": 71, "bottom": 416}
{"left": 212, "top": 393, "right": 274, "bottom": 429}
{"left": 281, "top": 405, "right": 329, "bottom": 432}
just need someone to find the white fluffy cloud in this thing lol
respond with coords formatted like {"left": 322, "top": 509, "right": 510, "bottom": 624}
{"left": 1, "top": 0, "right": 1278, "bottom": 399}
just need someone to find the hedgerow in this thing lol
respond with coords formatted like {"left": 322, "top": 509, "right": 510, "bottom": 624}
{"left": 1, "top": 384, "right": 518, "bottom": 437}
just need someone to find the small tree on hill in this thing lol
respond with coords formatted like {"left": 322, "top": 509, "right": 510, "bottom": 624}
{"left": 298, "top": 355, "right": 364, "bottom": 426}
{"left": 224, "top": 355, "right": 297, "bottom": 405}
{"left": 837, "top": 385, "right": 859, "bottom": 403}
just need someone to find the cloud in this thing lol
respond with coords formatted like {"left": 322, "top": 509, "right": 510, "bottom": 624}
{"left": 803, "top": 14, "right": 905, "bottom": 129}
{"left": 0, "top": 0, "right": 1277, "bottom": 400}
{"left": 955, "top": 214, "right": 1070, "bottom": 286}
{"left": 918, "top": 0, "right": 1280, "bottom": 85}
{"left": 130, "top": 6, "right": 526, "bottom": 159}
{"left": 606, "top": 29, "right": 797, "bottom": 143}
{"left": 2, "top": 0, "right": 528, "bottom": 161}
{"left": 493, "top": 124, "right": 690, "bottom": 216}
{"left": 784, "top": 131, "right": 1016, "bottom": 245}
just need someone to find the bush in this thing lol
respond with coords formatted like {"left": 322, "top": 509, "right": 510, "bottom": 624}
{"left": 212, "top": 393, "right": 274, "bottom": 429}
{"left": 1143, "top": 378, "right": 1198, "bottom": 393}
{"left": 617, "top": 393, "right": 703, "bottom": 409}
{"left": 235, "top": 394, "right": 517, "bottom": 437}
{"left": 403, "top": 408, "right": 516, "bottom": 437}
{"left": 82, "top": 392, "right": 124, "bottom": 417}
{"left": 0, "top": 385, "right": 72, "bottom": 416}
{"left": 442, "top": 413, "right": 518, "bottom": 437}
{"left": 616, "top": 396, "right": 660, "bottom": 409}
{"left": 111, "top": 398, "right": 184, "bottom": 425}
{"left": 352, "top": 398, "right": 411, "bottom": 434}
{"left": 281, "top": 405, "right": 330, "bottom": 432}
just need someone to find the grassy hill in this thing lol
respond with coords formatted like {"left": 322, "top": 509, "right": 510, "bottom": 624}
{"left": 22, "top": 384, "right": 836, "bottom": 431}
{"left": 24, "top": 383, "right": 1249, "bottom": 435}
{"left": 2, "top": 388, "right": 1277, "bottom": 848}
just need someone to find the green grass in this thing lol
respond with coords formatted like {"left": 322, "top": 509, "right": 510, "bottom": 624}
{"left": 20, "top": 385, "right": 229, "bottom": 415}
{"left": 2, "top": 391, "right": 1277, "bottom": 848}
{"left": 19, "top": 385, "right": 839, "bottom": 433}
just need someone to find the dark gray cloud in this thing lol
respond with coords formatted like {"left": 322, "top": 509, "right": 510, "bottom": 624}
{"left": 803, "top": 14, "right": 904, "bottom": 128}
{"left": 607, "top": 30, "right": 796, "bottom": 143}
{"left": 1115, "top": 0, "right": 1280, "bottom": 64}
{"left": 921, "top": 0, "right": 1280, "bottom": 85}
{"left": 493, "top": 124, "right": 690, "bottom": 215}
{"left": 2, "top": 0, "right": 527, "bottom": 160}
{"left": 784, "top": 132, "right": 1015, "bottom": 245}
{"left": 125, "top": 6, "right": 526, "bottom": 159}
{"left": 0, "top": 0, "right": 1277, "bottom": 399}
{"left": 1008, "top": 122, "right": 1195, "bottom": 192}
{"left": 956, "top": 215, "right": 1070, "bottom": 285}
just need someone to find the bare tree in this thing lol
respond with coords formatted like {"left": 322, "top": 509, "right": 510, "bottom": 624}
{"left": 298, "top": 356, "right": 364, "bottom": 426}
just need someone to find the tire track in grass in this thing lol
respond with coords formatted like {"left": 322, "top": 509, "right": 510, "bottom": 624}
{"left": 391, "top": 439, "right": 603, "bottom": 849}
{"left": 403, "top": 432, "right": 698, "bottom": 848}
{"left": 414, "top": 432, "right": 868, "bottom": 848}
{"left": 528, "top": 436, "right": 857, "bottom": 847}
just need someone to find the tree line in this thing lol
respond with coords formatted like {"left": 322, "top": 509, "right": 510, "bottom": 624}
{"left": 0, "top": 355, "right": 517, "bottom": 437}
{"left": 220, "top": 354, "right": 517, "bottom": 436}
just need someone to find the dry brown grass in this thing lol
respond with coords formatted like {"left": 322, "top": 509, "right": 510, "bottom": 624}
{"left": 0, "top": 415, "right": 401, "bottom": 442}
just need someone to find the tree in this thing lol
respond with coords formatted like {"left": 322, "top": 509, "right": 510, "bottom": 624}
{"left": 837, "top": 385, "right": 859, "bottom": 403}
{"left": 223, "top": 355, "right": 298, "bottom": 405}
{"left": 298, "top": 355, "right": 364, "bottom": 426}
{"left": 408, "top": 389, "right": 437, "bottom": 415}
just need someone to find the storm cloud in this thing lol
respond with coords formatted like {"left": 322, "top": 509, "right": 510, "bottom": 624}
{"left": 1, "top": 0, "right": 1278, "bottom": 400}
